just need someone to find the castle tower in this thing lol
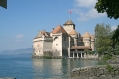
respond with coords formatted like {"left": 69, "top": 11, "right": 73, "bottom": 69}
{"left": 83, "top": 32, "right": 91, "bottom": 47}
{"left": 51, "top": 25, "right": 69, "bottom": 58}
{"left": 91, "top": 35, "right": 95, "bottom": 51}
{"left": 63, "top": 20, "right": 75, "bottom": 34}
{"left": 33, "top": 30, "right": 53, "bottom": 57}
{"left": 33, "top": 31, "right": 44, "bottom": 56}
{"left": 69, "top": 29, "right": 78, "bottom": 46}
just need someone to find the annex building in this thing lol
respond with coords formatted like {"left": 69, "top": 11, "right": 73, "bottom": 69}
{"left": 32, "top": 20, "right": 95, "bottom": 58}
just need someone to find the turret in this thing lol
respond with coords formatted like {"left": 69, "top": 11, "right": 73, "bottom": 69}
{"left": 69, "top": 29, "right": 78, "bottom": 46}
{"left": 83, "top": 32, "right": 91, "bottom": 47}
{"left": 33, "top": 30, "right": 52, "bottom": 56}
{"left": 91, "top": 35, "right": 95, "bottom": 51}
{"left": 63, "top": 20, "right": 75, "bottom": 34}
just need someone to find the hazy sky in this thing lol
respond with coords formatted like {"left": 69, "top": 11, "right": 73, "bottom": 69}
{"left": 0, "top": 0, "right": 119, "bottom": 51}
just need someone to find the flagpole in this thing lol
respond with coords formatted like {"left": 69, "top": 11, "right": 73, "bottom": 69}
{"left": 69, "top": 12, "right": 70, "bottom": 20}
{"left": 69, "top": 10, "right": 72, "bottom": 20}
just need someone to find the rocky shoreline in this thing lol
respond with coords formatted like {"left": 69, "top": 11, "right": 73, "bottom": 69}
{"left": 70, "top": 64, "right": 119, "bottom": 79}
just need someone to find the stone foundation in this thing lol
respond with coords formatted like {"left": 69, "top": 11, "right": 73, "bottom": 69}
{"left": 32, "top": 55, "right": 62, "bottom": 59}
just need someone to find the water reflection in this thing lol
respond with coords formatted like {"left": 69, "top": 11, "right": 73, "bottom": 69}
{"left": 32, "top": 59, "right": 98, "bottom": 78}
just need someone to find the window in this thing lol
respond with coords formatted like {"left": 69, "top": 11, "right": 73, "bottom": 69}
{"left": 64, "top": 37, "right": 66, "bottom": 41}
{"left": 56, "top": 44, "right": 58, "bottom": 46}
{"left": 54, "top": 37, "right": 58, "bottom": 40}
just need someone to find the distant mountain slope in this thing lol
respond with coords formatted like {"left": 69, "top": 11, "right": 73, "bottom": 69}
{"left": 0, "top": 48, "right": 33, "bottom": 55}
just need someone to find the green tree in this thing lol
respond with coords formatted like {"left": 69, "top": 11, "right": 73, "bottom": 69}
{"left": 112, "top": 25, "right": 119, "bottom": 55}
{"left": 95, "top": 23, "right": 112, "bottom": 55}
{"left": 114, "top": 44, "right": 119, "bottom": 55}
{"left": 95, "top": 0, "right": 119, "bottom": 19}
{"left": 112, "top": 25, "right": 119, "bottom": 44}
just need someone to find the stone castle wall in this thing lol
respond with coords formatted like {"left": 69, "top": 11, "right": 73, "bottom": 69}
{"left": 83, "top": 54, "right": 98, "bottom": 59}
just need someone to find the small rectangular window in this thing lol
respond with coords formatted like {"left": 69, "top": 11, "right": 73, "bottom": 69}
{"left": 64, "top": 37, "right": 66, "bottom": 41}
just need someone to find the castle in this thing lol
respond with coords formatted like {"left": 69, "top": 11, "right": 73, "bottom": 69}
{"left": 32, "top": 20, "right": 96, "bottom": 58}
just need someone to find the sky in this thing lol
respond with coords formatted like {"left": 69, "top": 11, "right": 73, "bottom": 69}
{"left": 0, "top": 0, "right": 119, "bottom": 51}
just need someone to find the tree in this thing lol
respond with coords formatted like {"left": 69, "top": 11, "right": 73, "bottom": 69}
{"left": 112, "top": 25, "right": 119, "bottom": 44}
{"left": 95, "top": 23, "right": 112, "bottom": 55}
{"left": 95, "top": 0, "right": 119, "bottom": 19}
{"left": 112, "top": 25, "right": 119, "bottom": 55}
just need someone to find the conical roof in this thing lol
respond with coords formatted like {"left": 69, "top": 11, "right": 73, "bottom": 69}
{"left": 69, "top": 29, "right": 77, "bottom": 35}
{"left": 83, "top": 32, "right": 91, "bottom": 38}
{"left": 91, "top": 35, "right": 95, "bottom": 39}
{"left": 63, "top": 20, "right": 75, "bottom": 25}
{"left": 52, "top": 25, "right": 67, "bottom": 34}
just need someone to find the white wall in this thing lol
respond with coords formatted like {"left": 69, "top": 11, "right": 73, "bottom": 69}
{"left": 64, "top": 25, "right": 74, "bottom": 34}
{"left": 91, "top": 39, "right": 95, "bottom": 51}
{"left": 33, "top": 37, "right": 53, "bottom": 56}
{"left": 43, "top": 41, "right": 53, "bottom": 52}
{"left": 83, "top": 37, "right": 91, "bottom": 47}
{"left": 52, "top": 34, "right": 62, "bottom": 56}
{"left": 33, "top": 40, "right": 43, "bottom": 56}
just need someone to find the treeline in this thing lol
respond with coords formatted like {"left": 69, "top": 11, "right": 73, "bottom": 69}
{"left": 95, "top": 24, "right": 119, "bottom": 60}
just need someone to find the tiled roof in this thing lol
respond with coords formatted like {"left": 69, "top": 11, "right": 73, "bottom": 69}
{"left": 52, "top": 25, "right": 67, "bottom": 34}
{"left": 71, "top": 46, "right": 91, "bottom": 50}
{"left": 69, "top": 29, "right": 77, "bottom": 35}
{"left": 91, "top": 35, "right": 95, "bottom": 39}
{"left": 83, "top": 32, "right": 91, "bottom": 38}
{"left": 63, "top": 20, "right": 75, "bottom": 25}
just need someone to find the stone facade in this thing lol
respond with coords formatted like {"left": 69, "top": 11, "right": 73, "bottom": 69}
{"left": 32, "top": 20, "right": 96, "bottom": 58}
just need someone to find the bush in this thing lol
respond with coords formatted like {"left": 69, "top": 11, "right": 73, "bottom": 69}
{"left": 106, "top": 64, "right": 113, "bottom": 73}
{"left": 103, "top": 54, "right": 112, "bottom": 61}
{"left": 43, "top": 56, "right": 52, "bottom": 59}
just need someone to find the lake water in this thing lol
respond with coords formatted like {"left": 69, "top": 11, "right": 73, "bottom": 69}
{"left": 0, "top": 54, "right": 102, "bottom": 79}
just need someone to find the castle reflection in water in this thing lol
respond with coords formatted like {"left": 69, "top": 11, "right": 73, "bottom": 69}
{"left": 32, "top": 59, "right": 98, "bottom": 78}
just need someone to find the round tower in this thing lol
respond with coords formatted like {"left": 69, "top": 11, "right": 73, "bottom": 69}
{"left": 63, "top": 20, "right": 75, "bottom": 34}
{"left": 83, "top": 32, "right": 91, "bottom": 47}
{"left": 91, "top": 35, "right": 95, "bottom": 51}
{"left": 69, "top": 29, "right": 78, "bottom": 46}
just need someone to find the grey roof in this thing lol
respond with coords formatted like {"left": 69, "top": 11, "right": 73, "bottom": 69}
{"left": 34, "top": 30, "right": 51, "bottom": 39}
{"left": 63, "top": 20, "right": 75, "bottom": 26}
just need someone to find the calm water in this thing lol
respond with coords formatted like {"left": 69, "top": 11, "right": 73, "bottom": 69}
{"left": 0, "top": 55, "right": 101, "bottom": 79}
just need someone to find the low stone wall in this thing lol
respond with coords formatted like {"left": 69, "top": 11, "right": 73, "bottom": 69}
{"left": 71, "top": 64, "right": 119, "bottom": 79}
{"left": 32, "top": 55, "right": 62, "bottom": 59}
{"left": 83, "top": 54, "right": 98, "bottom": 59}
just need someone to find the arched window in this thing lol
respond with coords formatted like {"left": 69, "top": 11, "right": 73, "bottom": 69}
{"left": 54, "top": 37, "right": 58, "bottom": 40}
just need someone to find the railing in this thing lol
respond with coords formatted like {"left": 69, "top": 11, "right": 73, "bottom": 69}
{"left": 70, "top": 51, "right": 84, "bottom": 53}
